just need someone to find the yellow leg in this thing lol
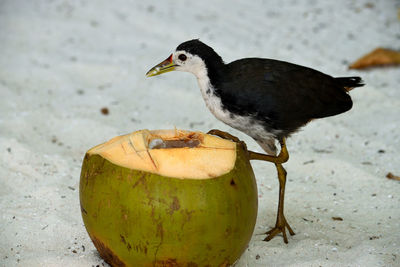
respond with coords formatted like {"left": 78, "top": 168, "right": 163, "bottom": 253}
{"left": 248, "top": 139, "right": 289, "bottom": 164}
{"left": 208, "top": 129, "right": 295, "bottom": 243}
{"left": 263, "top": 162, "right": 295, "bottom": 243}
{"left": 249, "top": 138, "right": 295, "bottom": 243}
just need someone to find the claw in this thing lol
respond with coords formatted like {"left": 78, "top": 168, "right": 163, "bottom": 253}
{"left": 263, "top": 216, "right": 295, "bottom": 244}
{"left": 207, "top": 129, "right": 248, "bottom": 151}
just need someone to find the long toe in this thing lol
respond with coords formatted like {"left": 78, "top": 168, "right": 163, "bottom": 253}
{"left": 207, "top": 129, "right": 241, "bottom": 142}
{"left": 263, "top": 219, "right": 295, "bottom": 244}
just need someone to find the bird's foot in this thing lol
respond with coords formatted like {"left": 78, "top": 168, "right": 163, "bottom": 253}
{"left": 207, "top": 129, "right": 240, "bottom": 142}
{"left": 207, "top": 129, "right": 248, "bottom": 150}
{"left": 263, "top": 215, "right": 295, "bottom": 244}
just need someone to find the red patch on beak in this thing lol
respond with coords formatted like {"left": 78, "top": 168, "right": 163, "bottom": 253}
{"left": 167, "top": 54, "right": 173, "bottom": 63}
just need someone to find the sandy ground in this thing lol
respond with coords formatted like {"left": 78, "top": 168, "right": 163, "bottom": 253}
{"left": 1, "top": 0, "right": 400, "bottom": 266}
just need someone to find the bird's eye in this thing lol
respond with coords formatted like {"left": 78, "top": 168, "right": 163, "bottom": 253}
{"left": 178, "top": 54, "right": 187, "bottom": 61}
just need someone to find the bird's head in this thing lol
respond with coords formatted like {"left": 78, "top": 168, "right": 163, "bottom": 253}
{"left": 146, "top": 39, "right": 224, "bottom": 79}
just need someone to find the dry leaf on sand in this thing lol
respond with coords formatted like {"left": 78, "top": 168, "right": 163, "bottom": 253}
{"left": 349, "top": 48, "right": 400, "bottom": 69}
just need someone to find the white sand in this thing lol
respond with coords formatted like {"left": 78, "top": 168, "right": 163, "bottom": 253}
{"left": 1, "top": 0, "right": 399, "bottom": 266}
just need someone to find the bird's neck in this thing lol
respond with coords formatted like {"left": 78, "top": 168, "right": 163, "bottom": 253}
{"left": 193, "top": 61, "right": 224, "bottom": 98}
{"left": 195, "top": 67, "right": 212, "bottom": 97}
{"left": 194, "top": 63, "right": 227, "bottom": 122}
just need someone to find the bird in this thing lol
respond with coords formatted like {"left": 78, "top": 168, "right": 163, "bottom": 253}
{"left": 146, "top": 39, "right": 364, "bottom": 243}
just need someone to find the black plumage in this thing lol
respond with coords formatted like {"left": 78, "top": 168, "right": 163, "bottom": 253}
{"left": 217, "top": 59, "right": 360, "bottom": 139}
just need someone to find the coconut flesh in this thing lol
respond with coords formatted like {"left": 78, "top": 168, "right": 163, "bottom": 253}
{"left": 80, "top": 129, "right": 258, "bottom": 266}
{"left": 88, "top": 129, "right": 237, "bottom": 179}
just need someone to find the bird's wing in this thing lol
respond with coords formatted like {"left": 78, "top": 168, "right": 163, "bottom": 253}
{"left": 217, "top": 58, "right": 353, "bottom": 133}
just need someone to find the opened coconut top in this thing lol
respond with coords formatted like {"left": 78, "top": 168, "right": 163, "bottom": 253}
{"left": 88, "top": 129, "right": 237, "bottom": 179}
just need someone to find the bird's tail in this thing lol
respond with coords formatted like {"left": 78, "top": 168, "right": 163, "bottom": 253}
{"left": 335, "top": 76, "right": 364, "bottom": 92}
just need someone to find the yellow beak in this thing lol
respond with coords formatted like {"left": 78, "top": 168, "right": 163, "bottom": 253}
{"left": 146, "top": 54, "right": 176, "bottom": 77}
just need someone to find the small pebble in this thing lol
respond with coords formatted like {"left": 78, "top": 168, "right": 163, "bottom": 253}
{"left": 100, "top": 107, "right": 109, "bottom": 115}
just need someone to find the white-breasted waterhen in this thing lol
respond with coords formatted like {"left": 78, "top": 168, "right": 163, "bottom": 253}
{"left": 146, "top": 39, "right": 364, "bottom": 243}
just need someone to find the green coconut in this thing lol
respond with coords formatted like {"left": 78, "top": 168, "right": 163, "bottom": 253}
{"left": 79, "top": 129, "right": 258, "bottom": 267}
